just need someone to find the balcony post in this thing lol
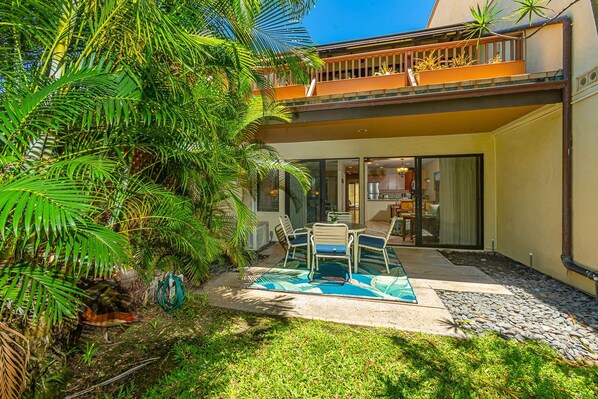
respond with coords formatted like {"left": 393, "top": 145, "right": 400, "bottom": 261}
{"left": 405, "top": 51, "right": 413, "bottom": 86}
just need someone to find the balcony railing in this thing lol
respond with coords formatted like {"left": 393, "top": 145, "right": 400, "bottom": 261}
{"left": 256, "top": 33, "right": 526, "bottom": 100}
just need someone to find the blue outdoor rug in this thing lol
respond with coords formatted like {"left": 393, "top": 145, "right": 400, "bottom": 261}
{"left": 249, "top": 248, "right": 417, "bottom": 303}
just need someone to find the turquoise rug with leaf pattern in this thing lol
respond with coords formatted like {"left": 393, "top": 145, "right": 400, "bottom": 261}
{"left": 249, "top": 248, "right": 417, "bottom": 303}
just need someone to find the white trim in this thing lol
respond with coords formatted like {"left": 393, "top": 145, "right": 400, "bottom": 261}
{"left": 491, "top": 104, "right": 561, "bottom": 137}
{"left": 572, "top": 87, "right": 598, "bottom": 105}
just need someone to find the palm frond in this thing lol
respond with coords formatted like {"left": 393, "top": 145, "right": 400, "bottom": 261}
{"left": 512, "top": 0, "right": 552, "bottom": 24}
{"left": 0, "top": 64, "right": 140, "bottom": 158}
{"left": 0, "top": 323, "right": 30, "bottom": 399}
{"left": 0, "top": 265, "right": 86, "bottom": 324}
{"left": 0, "top": 176, "right": 94, "bottom": 240}
{"left": 464, "top": 0, "right": 503, "bottom": 41}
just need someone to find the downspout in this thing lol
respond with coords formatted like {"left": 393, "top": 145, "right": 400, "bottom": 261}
{"left": 559, "top": 17, "right": 598, "bottom": 299}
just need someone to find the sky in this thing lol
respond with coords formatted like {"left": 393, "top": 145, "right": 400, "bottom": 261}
{"left": 302, "top": 0, "right": 437, "bottom": 45}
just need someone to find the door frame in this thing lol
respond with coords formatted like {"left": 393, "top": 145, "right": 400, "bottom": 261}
{"left": 415, "top": 154, "right": 484, "bottom": 249}
{"left": 285, "top": 157, "right": 360, "bottom": 223}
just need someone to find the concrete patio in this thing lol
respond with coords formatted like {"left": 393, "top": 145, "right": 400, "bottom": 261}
{"left": 201, "top": 244, "right": 512, "bottom": 338}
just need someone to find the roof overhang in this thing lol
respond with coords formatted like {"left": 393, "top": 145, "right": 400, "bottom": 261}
{"left": 257, "top": 79, "right": 565, "bottom": 143}
{"left": 283, "top": 80, "right": 563, "bottom": 125}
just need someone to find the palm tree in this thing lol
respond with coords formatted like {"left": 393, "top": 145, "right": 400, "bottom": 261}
{"left": 0, "top": 0, "right": 317, "bottom": 395}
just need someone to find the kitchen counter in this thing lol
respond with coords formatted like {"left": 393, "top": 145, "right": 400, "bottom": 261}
{"left": 368, "top": 198, "right": 404, "bottom": 201}
{"left": 366, "top": 199, "right": 394, "bottom": 221}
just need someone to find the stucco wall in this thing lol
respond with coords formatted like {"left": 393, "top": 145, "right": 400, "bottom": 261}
{"left": 428, "top": 0, "right": 598, "bottom": 296}
{"left": 493, "top": 104, "right": 596, "bottom": 295}
{"left": 571, "top": 93, "right": 598, "bottom": 278}
{"left": 428, "top": 0, "right": 598, "bottom": 76}
{"left": 427, "top": 0, "right": 480, "bottom": 28}
{"left": 260, "top": 133, "right": 496, "bottom": 250}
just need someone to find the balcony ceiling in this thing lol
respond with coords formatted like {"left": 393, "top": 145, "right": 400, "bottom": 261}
{"left": 257, "top": 105, "right": 542, "bottom": 143}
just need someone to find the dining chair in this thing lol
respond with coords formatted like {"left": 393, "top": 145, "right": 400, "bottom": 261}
{"left": 326, "top": 211, "right": 352, "bottom": 223}
{"left": 357, "top": 216, "right": 399, "bottom": 273}
{"left": 279, "top": 215, "right": 308, "bottom": 267}
{"left": 310, "top": 223, "right": 353, "bottom": 281}
{"left": 398, "top": 200, "right": 414, "bottom": 215}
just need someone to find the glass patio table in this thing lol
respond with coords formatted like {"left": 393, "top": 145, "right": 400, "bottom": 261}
{"left": 304, "top": 222, "right": 367, "bottom": 272}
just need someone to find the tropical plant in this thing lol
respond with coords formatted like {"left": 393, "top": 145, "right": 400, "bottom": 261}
{"left": 465, "top": 0, "right": 584, "bottom": 40}
{"left": 488, "top": 53, "right": 503, "bottom": 64}
{"left": 465, "top": 0, "right": 504, "bottom": 41}
{"left": 80, "top": 342, "right": 97, "bottom": 367}
{"left": 513, "top": 0, "right": 552, "bottom": 24}
{"left": 413, "top": 53, "right": 444, "bottom": 75}
{"left": 373, "top": 62, "right": 396, "bottom": 76}
{"left": 448, "top": 52, "right": 475, "bottom": 68}
{"left": 0, "top": 323, "right": 30, "bottom": 399}
{"left": 0, "top": 0, "right": 317, "bottom": 395}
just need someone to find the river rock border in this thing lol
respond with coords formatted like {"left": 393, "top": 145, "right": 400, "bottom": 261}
{"left": 437, "top": 251, "right": 598, "bottom": 361}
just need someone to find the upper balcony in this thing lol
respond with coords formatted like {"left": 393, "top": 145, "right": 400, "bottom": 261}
{"left": 254, "top": 30, "right": 561, "bottom": 105}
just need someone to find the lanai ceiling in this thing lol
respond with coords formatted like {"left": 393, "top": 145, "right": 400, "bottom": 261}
{"left": 257, "top": 105, "right": 542, "bottom": 143}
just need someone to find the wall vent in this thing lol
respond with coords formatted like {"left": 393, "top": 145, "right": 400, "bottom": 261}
{"left": 576, "top": 66, "right": 598, "bottom": 93}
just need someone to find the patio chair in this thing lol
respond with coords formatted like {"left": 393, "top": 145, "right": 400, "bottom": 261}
{"left": 310, "top": 223, "right": 354, "bottom": 281}
{"left": 326, "top": 211, "right": 352, "bottom": 223}
{"left": 279, "top": 215, "right": 308, "bottom": 267}
{"left": 274, "top": 224, "right": 288, "bottom": 253}
{"left": 357, "top": 216, "right": 399, "bottom": 273}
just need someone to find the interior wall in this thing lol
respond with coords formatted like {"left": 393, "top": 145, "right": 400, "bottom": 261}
{"left": 337, "top": 162, "right": 345, "bottom": 211}
{"left": 493, "top": 104, "right": 595, "bottom": 295}
{"left": 266, "top": 132, "right": 496, "bottom": 249}
{"left": 422, "top": 158, "right": 440, "bottom": 201}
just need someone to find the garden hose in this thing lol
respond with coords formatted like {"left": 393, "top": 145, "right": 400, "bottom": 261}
{"left": 155, "top": 272, "right": 186, "bottom": 313}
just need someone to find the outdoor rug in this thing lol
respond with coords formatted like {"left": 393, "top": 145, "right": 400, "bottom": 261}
{"left": 249, "top": 248, "right": 417, "bottom": 303}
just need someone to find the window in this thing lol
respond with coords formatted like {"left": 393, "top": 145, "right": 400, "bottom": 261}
{"left": 257, "top": 171, "right": 279, "bottom": 212}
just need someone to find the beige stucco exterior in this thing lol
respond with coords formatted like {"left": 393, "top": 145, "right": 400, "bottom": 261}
{"left": 256, "top": 0, "right": 598, "bottom": 297}
{"left": 425, "top": 0, "right": 598, "bottom": 295}
{"left": 428, "top": 0, "right": 597, "bottom": 77}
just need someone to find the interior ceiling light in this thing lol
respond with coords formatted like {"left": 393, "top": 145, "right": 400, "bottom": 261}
{"left": 396, "top": 158, "right": 409, "bottom": 175}
{"left": 357, "top": 128, "right": 368, "bottom": 134}
{"left": 364, "top": 158, "right": 373, "bottom": 164}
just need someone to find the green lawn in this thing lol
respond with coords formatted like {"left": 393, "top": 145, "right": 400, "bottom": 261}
{"left": 131, "top": 303, "right": 598, "bottom": 399}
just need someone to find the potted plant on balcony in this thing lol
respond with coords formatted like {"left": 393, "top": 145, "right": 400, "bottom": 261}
{"left": 414, "top": 50, "right": 524, "bottom": 86}
{"left": 316, "top": 62, "right": 406, "bottom": 95}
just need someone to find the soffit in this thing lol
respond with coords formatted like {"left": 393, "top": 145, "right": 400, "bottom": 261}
{"left": 257, "top": 105, "right": 541, "bottom": 143}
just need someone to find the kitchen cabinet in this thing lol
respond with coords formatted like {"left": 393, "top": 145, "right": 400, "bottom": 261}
{"left": 405, "top": 171, "right": 415, "bottom": 190}
{"left": 379, "top": 171, "right": 405, "bottom": 190}
{"left": 380, "top": 174, "right": 392, "bottom": 190}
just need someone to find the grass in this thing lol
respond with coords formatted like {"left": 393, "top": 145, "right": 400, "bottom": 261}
{"left": 139, "top": 307, "right": 596, "bottom": 398}
{"left": 62, "top": 298, "right": 598, "bottom": 399}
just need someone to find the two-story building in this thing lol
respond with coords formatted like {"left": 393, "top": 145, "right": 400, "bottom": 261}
{"left": 253, "top": 0, "right": 598, "bottom": 298}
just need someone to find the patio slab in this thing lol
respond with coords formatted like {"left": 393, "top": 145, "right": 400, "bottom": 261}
{"left": 202, "top": 266, "right": 463, "bottom": 337}
{"left": 201, "top": 245, "right": 511, "bottom": 337}
{"left": 394, "top": 247, "right": 513, "bottom": 295}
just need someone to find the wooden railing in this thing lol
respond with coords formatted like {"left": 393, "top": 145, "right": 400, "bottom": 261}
{"left": 254, "top": 33, "right": 525, "bottom": 97}
{"left": 311, "top": 33, "right": 524, "bottom": 84}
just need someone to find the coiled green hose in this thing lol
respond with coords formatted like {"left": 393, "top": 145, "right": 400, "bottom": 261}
{"left": 155, "top": 272, "right": 186, "bottom": 313}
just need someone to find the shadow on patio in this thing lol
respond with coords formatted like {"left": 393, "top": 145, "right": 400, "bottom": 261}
{"left": 200, "top": 243, "right": 519, "bottom": 338}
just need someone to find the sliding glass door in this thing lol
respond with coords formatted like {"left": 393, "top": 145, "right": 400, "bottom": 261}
{"left": 286, "top": 159, "right": 359, "bottom": 226}
{"left": 287, "top": 161, "right": 322, "bottom": 228}
{"left": 416, "top": 155, "right": 483, "bottom": 248}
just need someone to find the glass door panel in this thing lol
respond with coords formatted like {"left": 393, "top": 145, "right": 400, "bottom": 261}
{"left": 418, "top": 155, "right": 482, "bottom": 248}
{"left": 287, "top": 161, "right": 322, "bottom": 227}
{"left": 286, "top": 159, "right": 360, "bottom": 225}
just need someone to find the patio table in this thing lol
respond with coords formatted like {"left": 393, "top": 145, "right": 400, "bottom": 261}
{"left": 305, "top": 222, "right": 366, "bottom": 273}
